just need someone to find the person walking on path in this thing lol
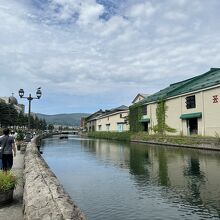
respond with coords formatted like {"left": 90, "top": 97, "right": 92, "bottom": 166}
{"left": 0, "top": 128, "right": 16, "bottom": 171}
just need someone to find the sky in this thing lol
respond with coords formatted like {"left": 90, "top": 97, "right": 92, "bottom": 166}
{"left": 0, "top": 0, "right": 220, "bottom": 115}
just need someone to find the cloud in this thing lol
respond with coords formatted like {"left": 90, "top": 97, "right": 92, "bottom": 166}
{"left": 164, "top": 11, "right": 188, "bottom": 21}
{"left": 77, "top": 1, "right": 104, "bottom": 25}
{"left": 0, "top": 0, "right": 220, "bottom": 114}
{"left": 126, "top": 2, "right": 156, "bottom": 19}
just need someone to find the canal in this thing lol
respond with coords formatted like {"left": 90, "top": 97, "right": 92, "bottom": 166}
{"left": 41, "top": 135, "right": 220, "bottom": 220}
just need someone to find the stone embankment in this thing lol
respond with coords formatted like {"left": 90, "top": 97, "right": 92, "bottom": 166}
{"left": 131, "top": 140, "right": 220, "bottom": 151}
{"left": 23, "top": 136, "right": 86, "bottom": 220}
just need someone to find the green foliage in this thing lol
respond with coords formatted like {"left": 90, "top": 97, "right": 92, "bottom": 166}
{"left": 0, "top": 102, "right": 47, "bottom": 130}
{"left": 153, "top": 100, "right": 166, "bottom": 134}
{"left": 152, "top": 100, "right": 176, "bottom": 135}
{"left": 0, "top": 171, "right": 17, "bottom": 192}
{"left": 129, "top": 103, "right": 144, "bottom": 132}
{"left": 16, "top": 130, "right": 24, "bottom": 141}
{"left": 48, "top": 124, "right": 54, "bottom": 131}
{"left": 88, "top": 131, "right": 131, "bottom": 141}
{"left": 0, "top": 103, "right": 18, "bottom": 127}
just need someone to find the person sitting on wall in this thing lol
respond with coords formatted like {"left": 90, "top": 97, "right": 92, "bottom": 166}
{"left": 0, "top": 128, "right": 16, "bottom": 171}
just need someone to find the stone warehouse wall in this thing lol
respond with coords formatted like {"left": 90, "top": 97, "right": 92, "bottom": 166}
{"left": 23, "top": 136, "right": 86, "bottom": 220}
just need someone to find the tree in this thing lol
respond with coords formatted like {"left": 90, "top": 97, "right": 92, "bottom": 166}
{"left": 38, "top": 119, "right": 47, "bottom": 130}
{"left": 0, "top": 103, "right": 18, "bottom": 127}
{"left": 34, "top": 116, "right": 40, "bottom": 130}
{"left": 0, "top": 102, "right": 47, "bottom": 130}
{"left": 48, "top": 124, "right": 54, "bottom": 131}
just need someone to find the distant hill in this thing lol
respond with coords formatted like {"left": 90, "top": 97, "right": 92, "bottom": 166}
{"left": 36, "top": 113, "right": 90, "bottom": 126}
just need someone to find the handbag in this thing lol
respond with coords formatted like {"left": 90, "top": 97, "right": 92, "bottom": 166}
{"left": 0, "top": 137, "right": 8, "bottom": 159}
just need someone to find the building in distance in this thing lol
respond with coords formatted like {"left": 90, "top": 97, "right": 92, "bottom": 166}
{"left": 0, "top": 94, "right": 25, "bottom": 114}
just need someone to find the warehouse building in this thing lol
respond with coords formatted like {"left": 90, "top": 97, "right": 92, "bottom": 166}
{"left": 137, "top": 68, "right": 220, "bottom": 137}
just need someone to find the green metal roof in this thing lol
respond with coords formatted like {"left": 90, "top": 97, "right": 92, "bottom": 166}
{"left": 168, "top": 68, "right": 220, "bottom": 97}
{"left": 180, "top": 112, "right": 202, "bottom": 119}
{"left": 140, "top": 68, "right": 220, "bottom": 105}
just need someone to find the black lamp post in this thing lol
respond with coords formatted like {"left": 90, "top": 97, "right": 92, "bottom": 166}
{"left": 18, "top": 88, "right": 42, "bottom": 130}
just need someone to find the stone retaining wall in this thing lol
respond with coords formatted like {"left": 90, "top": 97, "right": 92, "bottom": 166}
{"left": 23, "top": 136, "right": 86, "bottom": 220}
{"left": 131, "top": 140, "right": 220, "bottom": 151}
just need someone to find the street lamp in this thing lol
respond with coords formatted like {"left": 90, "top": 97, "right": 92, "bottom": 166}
{"left": 18, "top": 88, "right": 42, "bottom": 130}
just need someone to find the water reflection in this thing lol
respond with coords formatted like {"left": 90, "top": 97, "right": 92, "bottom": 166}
{"left": 42, "top": 137, "right": 220, "bottom": 219}
{"left": 158, "top": 149, "right": 170, "bottom": 186}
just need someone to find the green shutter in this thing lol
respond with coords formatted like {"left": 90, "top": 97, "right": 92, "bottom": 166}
{"left": 139, "top": 116, "right": 150, "bottom": 122}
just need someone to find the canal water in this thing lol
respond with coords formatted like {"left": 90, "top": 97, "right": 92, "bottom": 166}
{"left": 41, "top": 136, "right": 220, "bottom": 220}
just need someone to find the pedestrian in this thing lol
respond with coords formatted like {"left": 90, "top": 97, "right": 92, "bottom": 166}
{"left": 10, "top": 130, "right": 17, "bottom": 151}
{"left": 0, "top": 128, "right": 16, "bottom": 172}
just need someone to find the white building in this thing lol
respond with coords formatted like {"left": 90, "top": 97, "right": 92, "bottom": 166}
{"left": 0, "top": 95, "right": 25, "bottom": 114}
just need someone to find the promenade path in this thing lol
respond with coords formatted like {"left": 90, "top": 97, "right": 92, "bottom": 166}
{"left": 0, "top": 151, "right": 24, "bottom": 220}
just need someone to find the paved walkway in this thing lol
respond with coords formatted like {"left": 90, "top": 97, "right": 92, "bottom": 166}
{"left": 0, "top": 151, "right": 24, "bottom": 220}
